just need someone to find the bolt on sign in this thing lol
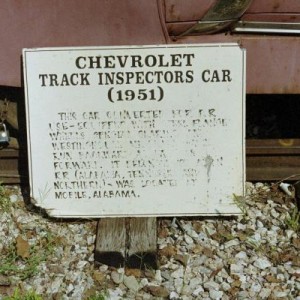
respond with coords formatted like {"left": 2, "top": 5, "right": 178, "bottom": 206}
{"left": 23, "top": 44, "right": 245, "bottom": 218}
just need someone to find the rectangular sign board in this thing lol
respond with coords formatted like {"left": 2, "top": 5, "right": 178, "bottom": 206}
{"left": 23, "top": 44, "right": 245, "bottom": 218}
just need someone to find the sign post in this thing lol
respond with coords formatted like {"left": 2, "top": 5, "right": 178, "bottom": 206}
{"left": 23, "top": 44, "right": 245, "bottom": 266}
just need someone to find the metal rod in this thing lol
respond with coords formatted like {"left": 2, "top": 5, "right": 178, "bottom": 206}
{"left": 233, "top": 21, "right": 300, "bottom": 35}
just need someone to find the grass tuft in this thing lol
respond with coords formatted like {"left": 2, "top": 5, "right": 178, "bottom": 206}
{"left": 0, "top": 183, "right": 12, "bottom": 212}
{"left": 3, "top": 288, "right": 42, "bottom": 300}
{"left": 0, "top": 232, "right": 57, "bottom": 280}
{"left": 87, "top": 291, "right": 108, "bottom": 300}
{"left": 284, "top": 206, "right": 300, "bottom": 233}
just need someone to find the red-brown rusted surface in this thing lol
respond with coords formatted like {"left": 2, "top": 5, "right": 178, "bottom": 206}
{"left": 242, "top": 13, "right": 300, "bottom": 22}
{"left": 247, "top": 0, "right": 300, "bottom": 13}
{"left": 171, "top": 34, "right": 300, "bottom": 94}
{"left": 164, "top": 0, "right": 300, "bottom": 22}
{"left": 1, "top": 0, "right": 300, "bottom": 93}
{"left": 164, "top": 0, "right": 216, "bottom": 22}
{"left": 164, "top": 0, "right": 300, "bottom": 93}
{"left": 164, "top": 0, "right": 300, "bottom": 19}
{"left": 0, "top": 0, "right": 166, "bottom": 87}
{"left": 240, "top": 36, "right": 300, "bottom": 94}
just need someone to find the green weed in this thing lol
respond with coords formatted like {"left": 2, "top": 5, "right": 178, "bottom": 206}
{"left": 87, "top": 291, "right": 108, "bottom": 300}
{"left": 233, "top": 194, "right": 248, "bottom": 216}
{"left": 0, "top": 183, "right": 12, "bottom": 212}
{"left": 284, "top": 206, "right": 300, "bottom": 232}
{"left": 0, "top": 231, "right": 57, "bottom": 280}
{"left": 219, "top": 231, "right": 235, "bottom": 242}
{"left": 3, "top": 288, "right": 42, "bottom": 300}
{"left": 245, "top": 238, "right": 263, "bottom": 252}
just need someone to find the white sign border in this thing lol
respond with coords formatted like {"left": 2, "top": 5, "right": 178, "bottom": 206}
{"left": 23, "top": 43, "right": 246, "bottom": 218}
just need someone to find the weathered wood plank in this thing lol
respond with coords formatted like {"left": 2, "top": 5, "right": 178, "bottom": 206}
{"left": 126, "top": 217, "right": 158, "bottom": 269}
{"left": 94, "top": 218, "right": 126, "bottom": 267}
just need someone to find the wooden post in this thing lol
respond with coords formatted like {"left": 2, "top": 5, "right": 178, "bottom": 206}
{"left": 95, "top": 217, "right": 157, "bottom": 269}
{"left": 94, "top": 218, "right": 126, "bottom": 267}
{"left": 126, "top": 217, "right": 158, "bottom": 269}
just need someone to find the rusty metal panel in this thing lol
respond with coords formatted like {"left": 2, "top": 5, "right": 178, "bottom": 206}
{"left": 242, "top": 36, "right": 300, "bottom": 94}
{"left": 248, "top": 0, "right": 300, "bottom": 13}
{"left": 242, "top": 13, "right": 300, "bottom": 22}
{"left": 1, "top": 0, "right": 300, "bottom": 92}
{"left": 172, "top": 34, "right": 300, "bottom": 94}
{"left": 164, "top": 0, "right": 215, "bottom": 22}
{"left": 0, "top": 0, "right": 165, "bottom": 87}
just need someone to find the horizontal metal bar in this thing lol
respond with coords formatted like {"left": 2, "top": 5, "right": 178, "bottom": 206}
{"left": 232, "top": 21, "right": 300, "bottom": 35}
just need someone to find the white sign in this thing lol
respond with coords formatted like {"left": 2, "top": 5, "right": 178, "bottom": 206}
{"left": 23, "top": 44, "right": 245, "bottom": 218}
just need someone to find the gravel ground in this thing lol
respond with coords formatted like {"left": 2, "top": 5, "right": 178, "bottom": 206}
{"left": 0, "top": 182, "right": 300, "bottom": 299}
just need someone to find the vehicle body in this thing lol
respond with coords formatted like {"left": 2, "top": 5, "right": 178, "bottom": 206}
{"left": 0, "top": 0, "right": 300, "bottom": 93}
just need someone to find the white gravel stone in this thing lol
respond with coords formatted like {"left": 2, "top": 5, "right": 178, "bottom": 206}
{"left": 224, "top": 239, "right": 240, "bottom": 248}
{"left": 259, "top": 288, "right": 272, "bottom": 299}
{"left": 270, "top": 208, "right": 280, "bottom": 218}
{"left": 254, "top": 258, "right": 272, "bottom": 270}
{"left": 273, "top": 291, "right": 289, "bottom": 298}
{"left": 235, "top": 251, "right": 248, "bottom": 260}
{"left": 87, "top": 235, "right": 95, "bottom": 245}
{"left": 108, "top": 287, "right": 124, "bottom": 299}
{"left": 203, "top": 224, "right": 217, "bottom": 236}
{"left": 192, "top": 286, "right": 204, "bottom": 296}
{"left": 250, "top": 282, "right": 262, "bottom": 295}
{"left": 171, "top": 266, "right": 184, "bottom": 279}
{"left": 238, "top": 291, "right": 249, "bottom": 298}
{"left": 198, "top": 231, "right": 208, "bottom": 241}
{"left": 9, "top": 194, "right": 18, "bottom": 203}
{"left": 154, "top": 270, "right": 162, "bottom": 283}
{"left": 99, "top": 264, "right": 108, "bottom": 272}
{"left": 49, "top": 277, "right": 64, "bottom": 294}
{"left": 277, "top": 273, "right": 286, "bottom": 281}
{"left": 184, "top": 234, "right": 194, "bottom": 244}
{"left": 111, "top": 271, "right": 124, "bottom": 284}
{"left": 286, "top": 229, "right": 296, "bottom": 239}
{"left": 182, "top": 224, "right": 199, "bottom": 239}
{"left": 209, "top": 289, "right": 224, "bottom": 299}
{"left": 198, "top": 266, "right": 211, "bottom": 274}
{"left": 189, "top": 277, "right": 202, "bottom": 289}
{"left": 123, "top": 275, "right": 140, "bottom": 292}
{"left": 77, "top": 260, "right": 87, "bottom": 269}
{"left": 230, "top": 263, "right": 244, "bottom": 274}
{"left": 237, "top": 223, "right": 247, "bottom": 230}
{"left": 139, "top": 278, "right": 148, "bottom": 288}
{"left": 203, "top": 281, "right": 220, "bottom": 290}
{"left": 169, "top": 291, "right": 179, "bottom": 299}
{"left": 221, "top": 282, "right": 231, "bottom": 291}
{"left": 174, "top": 278, "right": 184, "bottom": 293}
{"left": 66, "top": 283, "right": 74, "bottom": 294}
